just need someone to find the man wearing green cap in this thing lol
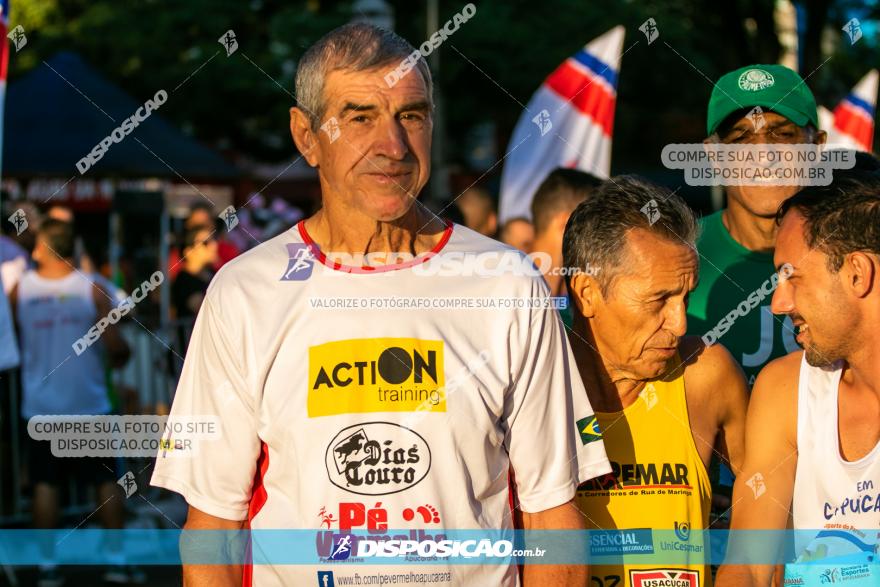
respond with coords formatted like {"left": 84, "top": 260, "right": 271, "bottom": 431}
{"left": 686, "top": 65, "right": 826, "bottom": 531}
{"left": 687, "top": 64, "right": 826, "bottom": 388}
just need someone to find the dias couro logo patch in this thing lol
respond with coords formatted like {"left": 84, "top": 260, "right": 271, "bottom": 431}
{"left": 308, "top": 338, "right": 445, "bottom": 417}
{"left": 326, "top": 422, "right": 431, "bottom": 495}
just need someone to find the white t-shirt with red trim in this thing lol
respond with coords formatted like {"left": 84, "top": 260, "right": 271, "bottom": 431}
{"left": 151, "top": 221, "right": 610, "bottom": 586}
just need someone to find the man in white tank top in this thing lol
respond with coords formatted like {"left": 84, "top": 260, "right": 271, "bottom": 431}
{"left": 11, "top": 219, "right": 132, "bottom": 585}
{"left": 717, "top": 170, "right": 880, "bottom": 586}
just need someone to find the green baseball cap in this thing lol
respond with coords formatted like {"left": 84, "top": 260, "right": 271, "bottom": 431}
{"left": 706, "top": 64, "right": 818, "bottom": 136}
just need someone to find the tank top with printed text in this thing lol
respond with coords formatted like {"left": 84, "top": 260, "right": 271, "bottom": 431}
{"left": 785, "top": 355, "right": 880, "bottom": 586}
{"left": 575, "top": 355, "right": 713, "bottom": 587}
{"left": 16, "top": 270, "right": 109, "bottom": 418}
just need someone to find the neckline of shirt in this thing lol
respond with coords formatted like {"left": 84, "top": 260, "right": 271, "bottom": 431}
{"left": 297, "top": 219, "right": 454, "bottom": 274}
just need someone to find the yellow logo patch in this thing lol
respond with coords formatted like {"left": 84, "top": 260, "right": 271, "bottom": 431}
{"left": 308, "top": 338, "right": 446, "bottom": 417}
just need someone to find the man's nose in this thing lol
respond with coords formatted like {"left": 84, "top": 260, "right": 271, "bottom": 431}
{"left": 771, "top": 279, "right": 795, "bottom": 315}
{"left": 373, "top": 118, "right": 409, "bottom": 160}
{"left": 666, "top": 300, "right": 688, "bottom": 338}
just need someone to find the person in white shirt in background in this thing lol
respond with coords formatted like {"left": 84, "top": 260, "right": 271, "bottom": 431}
{"left": 11, "top": 219, "right": 134, "bottom": 586}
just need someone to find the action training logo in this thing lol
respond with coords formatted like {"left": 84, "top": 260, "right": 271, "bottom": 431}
{"left": 576, "top": 415, "right": 603, "bottom": 445}
{"left": 738, "top": 68, "right": 775, "bottom": 92}
{"left": 281, "top": 243, "right": 315, "bottom": 281}
{"left": 325, "top": 422, "right": 431, "bottom": 495}
{"left": 630, "top": 568, "right": 700, "bottom": 587}
{"left": 308, "top": 338, "right": 446, "bottom": 417}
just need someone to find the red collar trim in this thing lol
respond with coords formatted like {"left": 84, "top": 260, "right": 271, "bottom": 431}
{"left": 296, "top": 220, "right": 454, "bottom": 274}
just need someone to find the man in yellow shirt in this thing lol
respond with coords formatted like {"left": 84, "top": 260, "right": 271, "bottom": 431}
{"left": 562, "top": 175, "right": 749, "bottom": 587}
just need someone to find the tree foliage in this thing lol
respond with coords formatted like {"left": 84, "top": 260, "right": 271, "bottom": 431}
{"left": 8, "top": 0, "right": 876, "bottom": 169}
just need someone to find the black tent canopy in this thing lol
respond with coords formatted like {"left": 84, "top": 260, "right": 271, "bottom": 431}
{"left": 3, "top": 51, "right": 237, "bottom": 180}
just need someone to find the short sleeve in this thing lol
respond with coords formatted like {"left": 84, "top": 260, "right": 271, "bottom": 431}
{"left": 504, "top": 278, "right": 611, "bottom": 513}
{"left": 150, "top": 291, "right": 261, "bottom": 521}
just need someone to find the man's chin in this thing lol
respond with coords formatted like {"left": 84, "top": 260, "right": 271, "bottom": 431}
{"left": 736, "top": 185, "right": 801, "bottom": 217}
{"left": 369, "top": 195, "right": 420, "bottom": 223}
{"left": 804, "top": 343, "right": 842, "bottom": 368}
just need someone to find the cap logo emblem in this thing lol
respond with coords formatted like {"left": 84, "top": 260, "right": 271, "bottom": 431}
{"left": 738, "top": 69, "right": 775, "bottom": 91}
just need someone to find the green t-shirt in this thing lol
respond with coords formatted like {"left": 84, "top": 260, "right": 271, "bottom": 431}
{"left": 686, "top": 211, "right": 800, "bottom": 386}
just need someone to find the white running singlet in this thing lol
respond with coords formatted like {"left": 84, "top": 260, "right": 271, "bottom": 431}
{"left": 151, "top": 222, "right": 611, "bottom": 586}
{"left": 786, "top": 355, "right": 880, "bottom": 585}
{"left": 16, "top": 270, "right": 110, "bottom": 418}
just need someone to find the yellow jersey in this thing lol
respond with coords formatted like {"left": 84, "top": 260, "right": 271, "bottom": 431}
{"left": 575, "top": 355, "right": 713, "bottom": 587}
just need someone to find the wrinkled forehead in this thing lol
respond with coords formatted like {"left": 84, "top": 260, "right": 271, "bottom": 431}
{"left": 614, "top": 230, "right": 698, "bottom": 292}
{"left": 626, "top": 229, "right": 697, "bottom": 270}
{"left": 323, "top": 66, "right": 431, "bottom": 110}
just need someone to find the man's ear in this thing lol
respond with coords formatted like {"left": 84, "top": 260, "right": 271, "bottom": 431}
{"left": 569, "top": 270, "right": 600, "bottom": 319}
{"left": 290, "top": 107, "right": 320, "bottom": 167}
{"left": 813, "top": 129, "right": 828, "bottom": 146}
{"left": 844, "top": 251, "right": 876, "bottom": 298}
{"left": 552, "top": 211, "right": 570, "bottom": 233}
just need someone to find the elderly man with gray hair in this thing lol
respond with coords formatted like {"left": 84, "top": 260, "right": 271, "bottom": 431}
{"left": 152, "top": 23, "right": 610, "bottom": 586}
{"left": 563, "top": 176, "right": 748, "bottom": 587}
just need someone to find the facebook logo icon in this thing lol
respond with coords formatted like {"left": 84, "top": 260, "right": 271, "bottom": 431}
{"left": 317, "top": 571, "right": 335, "bottom": 586}
{"left": 281, "top": 243, "right": 315, "bottom": 281}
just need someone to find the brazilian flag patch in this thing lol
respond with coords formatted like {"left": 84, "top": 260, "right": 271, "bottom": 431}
{"left": 576, "top": 415, "right": 603, "bottom": 445}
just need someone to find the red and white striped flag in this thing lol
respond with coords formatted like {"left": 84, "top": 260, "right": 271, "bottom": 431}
{"left": 819, "top": 69, "right": 877, "bottom": 153}
{"left": 0, "top": 0, "right": 9, "bottom": 169}
{"left": 499, "top": 26, "right": 625, "bottom": 223}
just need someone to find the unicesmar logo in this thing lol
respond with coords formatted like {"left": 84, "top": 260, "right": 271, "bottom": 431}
{"left": 308, "top": 338, "right": 445, "bottom": 417}
{"left": 325, "top": 422, "right": 431, "bottom": 496}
